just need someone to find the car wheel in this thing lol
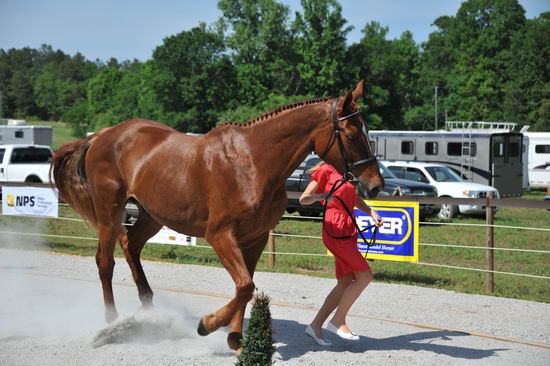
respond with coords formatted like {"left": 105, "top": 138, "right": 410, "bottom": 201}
{"left": 25, "top": 176, "right": 42, "bottom": 183}
{"left": 438, "top": 204, "right": 458, "bottom": 219}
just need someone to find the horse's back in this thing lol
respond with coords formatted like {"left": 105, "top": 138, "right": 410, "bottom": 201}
{"left": 86, "top": 119, "right": 202, "bottom": 188}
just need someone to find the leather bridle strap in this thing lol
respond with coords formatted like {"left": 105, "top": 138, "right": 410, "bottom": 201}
{"left": 331, "top": 98, "right": 377, "bottom": 183}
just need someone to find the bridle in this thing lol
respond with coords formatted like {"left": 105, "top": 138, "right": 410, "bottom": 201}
{"left": 330, "top": 97, "right": 378, "bottom": 183}
{"left": 319, "top": 97, "right": 381, "bottom": 258}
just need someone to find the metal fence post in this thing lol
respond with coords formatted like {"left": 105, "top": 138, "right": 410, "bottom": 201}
{"left": 268, "top": 230, "right": 276, "bottom": 268}
{"left": 486, "top": 191, "right": 494, "bottom": 292}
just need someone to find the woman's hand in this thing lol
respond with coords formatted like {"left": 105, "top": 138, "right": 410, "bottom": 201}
{"left": 371, "top": 210, "right": 384, "bottom": 227}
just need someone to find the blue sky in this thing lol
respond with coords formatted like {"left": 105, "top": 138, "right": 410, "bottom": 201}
{"left": 1, "top": 0, "right": 548, "bottom": 62}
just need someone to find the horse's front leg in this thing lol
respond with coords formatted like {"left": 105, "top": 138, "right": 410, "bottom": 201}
{"left": 198, "top": 225, "right": 255, "bottom": 337}
{"left": 227, "top": 232, "right": 270, "bottom": 352}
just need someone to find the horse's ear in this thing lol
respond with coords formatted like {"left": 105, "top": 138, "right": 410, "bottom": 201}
{"left": 338, "top": 88, "right": 354, "bottom": 116}
{"left": 352, "top": 80, "right": 364, "bottom": 101}
{"left": 339, "top": 80, "right": 364, "bottom": 114}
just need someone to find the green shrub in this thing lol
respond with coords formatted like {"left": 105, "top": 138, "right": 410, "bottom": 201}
{"left": 235, "top": 292, "right": 275, "bottom": 366}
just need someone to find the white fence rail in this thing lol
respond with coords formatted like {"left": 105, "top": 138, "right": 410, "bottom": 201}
{"left": 1, "top": 183, "right": 549, "bottom": 291}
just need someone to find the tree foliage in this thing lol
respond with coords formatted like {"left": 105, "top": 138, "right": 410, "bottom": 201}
{"left": 149, "top": 23, "right": 237, "bottom": 131}
{"left": 219, "top": 0, "right": 298, "bottom": 103}
{"left": 0, "top": 0, "right": 547, "bottom": 133}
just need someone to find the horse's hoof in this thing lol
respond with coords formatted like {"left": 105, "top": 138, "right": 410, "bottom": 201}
{"left": 138, "top": 302, "right": 154, "bottom": 311}
{"left": 227, "top": 332, "right": 243, "bottom": 351}
{"left": 197, "top": 318, "right": 211, "bottom": 336}
{"left": 105, "top": 307, "right": 118, "bottom": 323}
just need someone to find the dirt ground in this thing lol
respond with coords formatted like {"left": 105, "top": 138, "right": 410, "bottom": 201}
{"left": 1, "top": 248, "right": 549, "bottom": 365}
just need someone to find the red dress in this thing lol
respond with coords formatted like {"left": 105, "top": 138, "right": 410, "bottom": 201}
{"left": 311, "top": 163, "right": 370, "bottom": 279}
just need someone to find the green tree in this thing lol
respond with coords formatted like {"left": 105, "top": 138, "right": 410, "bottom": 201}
{"left": 504, "top": 12, "right": 550, "bottom": 130}
{"left": 1, "top": 48, "right": 42, "bottom": 118}
{"left": 109, "top": 67, "right": 142, "bottom": 123}
{"left": 135, "top": 61, "right": 166, "bottom": 121}
{"left": 346, "top": 23, "right": 421, "bottom": 129}
{"left": 62, "top": 99, "right": 90, "bottom": 137}
{"left": 150, "top": 23, "right": 237, "bottom": 132}
{"left": 292, "top": 0, "right": 352, "bottom": 96}
{"left": 34, "top": 64, "right": 78, "bottom": 120}
{"left": 217, "top": 93, "right": 312, "bottom": 125}
{"left": 219, "top": 0, "right": 297, "bottom": 103}
{"left": 422, "top": 0, "right": 527, "bottom": 122}
{"left": 0, "top": 45, "right": 99, "bottom": 121}
{"left": 87, "top": 67, "right": 125, "bottom": 128}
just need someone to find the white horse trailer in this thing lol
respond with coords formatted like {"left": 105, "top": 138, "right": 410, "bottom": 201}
{"left": 0, "top": 125, "right": 53, "bottom": 146}
{"left": 369, "top": 122, "right": 524, "bottom": 197}
{"left": 522, "top": 131, "right": 550, "bottom": 189}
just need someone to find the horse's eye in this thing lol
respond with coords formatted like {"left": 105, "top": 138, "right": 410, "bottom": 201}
{"left": 346, "top": 134, "right": 356, "bottom": 142}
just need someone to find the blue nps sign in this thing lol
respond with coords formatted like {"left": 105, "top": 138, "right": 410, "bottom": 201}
{"left": 354, "top": 200, "right": 419, "bottom": 262}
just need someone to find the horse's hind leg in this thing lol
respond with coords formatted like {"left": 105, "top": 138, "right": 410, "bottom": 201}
{"left": 118, "top": 213, "right": 162, "bottom": 308}
{"left": 227, "top": 232, "right": 269, "bottom": 352}
{"left": 92, "top": 183, "right": 127, "bottom": 323}
{"left": 95, "top": 218, "right": 123, "bottom": 323}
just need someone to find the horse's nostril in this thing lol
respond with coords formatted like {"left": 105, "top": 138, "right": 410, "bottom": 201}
{"left": 369, "top": 184, "right": 384, "bottom": 198}
{"left": 367, "top": 187, "right": 380, "bottom": 199}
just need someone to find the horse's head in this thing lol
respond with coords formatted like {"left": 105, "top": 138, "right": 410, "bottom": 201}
{"left": 315, "top": 80, "right": 384, "bottom": 199}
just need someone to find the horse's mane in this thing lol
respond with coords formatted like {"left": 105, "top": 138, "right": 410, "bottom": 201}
{"left": 219, "top": 96, "right": 331, "bottom": 129}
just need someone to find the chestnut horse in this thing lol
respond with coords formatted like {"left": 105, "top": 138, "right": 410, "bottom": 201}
{"left": 50, "top": 80, "right": 384, "bottom": 351}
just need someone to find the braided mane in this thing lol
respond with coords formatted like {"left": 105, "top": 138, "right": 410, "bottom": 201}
{"left": 221, "top": 97, "right": 331, "bottom": 128}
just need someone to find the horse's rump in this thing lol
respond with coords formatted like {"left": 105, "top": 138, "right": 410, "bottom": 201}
{"left": 50, "top": 129, "right": 110, "bottom": 227}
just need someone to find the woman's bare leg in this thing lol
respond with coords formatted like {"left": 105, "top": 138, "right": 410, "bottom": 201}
{"left": 330, "top": 269, "right": 373, "bottom": 333}
{"left": 309, "top": 274, "right": 353, "bottom": 337}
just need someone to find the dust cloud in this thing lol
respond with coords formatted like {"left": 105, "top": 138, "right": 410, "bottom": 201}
{"left": 0, "top": 246, "right": 229, "bottom": 358}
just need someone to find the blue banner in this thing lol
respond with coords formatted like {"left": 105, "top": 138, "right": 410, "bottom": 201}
{"left": 354, "top": 200, "right": 419, "bottom": 262}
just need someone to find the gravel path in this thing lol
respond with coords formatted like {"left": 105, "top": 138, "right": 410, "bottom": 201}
{"left": 0, "top": 248, "right": 549, "bottom": 365}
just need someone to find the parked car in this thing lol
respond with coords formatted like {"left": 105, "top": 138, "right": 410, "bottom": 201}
{"left": 378, "top": 162, "right": 440, "bottom": 219}
{"left": 286, "top": 154, "right": 439, "bottom": 219}
{"left": 0, "top": 144, "right": 53, "bottom": 183}
{"left": 382, "top": 160, "right": 500, "bottom": 219}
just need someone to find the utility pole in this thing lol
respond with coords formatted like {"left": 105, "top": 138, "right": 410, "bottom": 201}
{"left": 434, "top": 86, "right": 438, "bottom": 131}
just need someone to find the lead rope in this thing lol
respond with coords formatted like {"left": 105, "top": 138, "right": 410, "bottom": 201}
{"left": 321, "top": 178, "right": 379, "bottom": 260}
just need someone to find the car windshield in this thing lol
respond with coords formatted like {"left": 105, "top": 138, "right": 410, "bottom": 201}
{"left": 378, "top": 163, "right": 397, "bottom": 179}
{"left": 425, "top": 166, "right": 463, "bottom": 182}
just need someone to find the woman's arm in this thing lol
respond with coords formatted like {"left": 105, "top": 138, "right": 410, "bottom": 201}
{"left": 355, "top": 197, "right": 384, "bottom": 227}
{"left": 299, "top": 181, "right": 330, "bottom": 206}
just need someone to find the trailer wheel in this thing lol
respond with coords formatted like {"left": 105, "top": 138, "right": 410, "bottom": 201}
{"left": 438, "top": 203, "right": 458, "bottom": 219}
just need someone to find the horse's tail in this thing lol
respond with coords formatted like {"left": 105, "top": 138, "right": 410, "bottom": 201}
{"left": 50, "top": 130, "right": 109, "bottom": 228}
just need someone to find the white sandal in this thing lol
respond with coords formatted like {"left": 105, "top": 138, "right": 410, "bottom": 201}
{"left": 326, "top": 321, "right": 360, "bottom": 340}
{"left": 305, "top": 325, "right": 332, "bottom": 346}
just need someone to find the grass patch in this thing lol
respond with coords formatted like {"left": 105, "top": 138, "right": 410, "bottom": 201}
{"left": 1, "top": 192, "right": 548, "bottom": 304}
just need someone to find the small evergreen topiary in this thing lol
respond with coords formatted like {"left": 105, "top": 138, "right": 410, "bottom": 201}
{"left": 235, "top": 292, "right": 275, "bottom": 366}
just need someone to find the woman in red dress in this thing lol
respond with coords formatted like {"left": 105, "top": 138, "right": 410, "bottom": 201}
{"left": 299, "top": 162, "right": 383, "bottom": 346}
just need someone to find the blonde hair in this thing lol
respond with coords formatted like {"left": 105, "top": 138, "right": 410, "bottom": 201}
{"left": 306, "top": 161, "right": 325, "bottom": 175}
